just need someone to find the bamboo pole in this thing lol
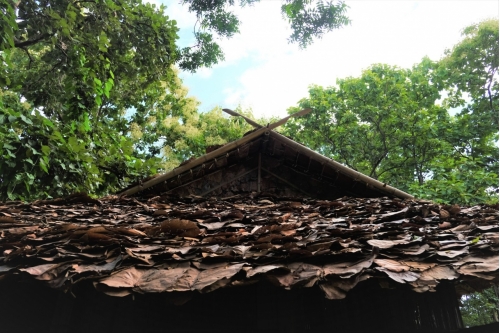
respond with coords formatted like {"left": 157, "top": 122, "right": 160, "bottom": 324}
{"left": 223, "top": 108, "right": 262, "bottom": 128}
{"left": 223, "top": 108, "right": 311, "bottom": 129}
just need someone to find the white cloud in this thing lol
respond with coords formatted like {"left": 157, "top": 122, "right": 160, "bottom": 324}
{"left": 162, "top": 1, "right": 197, "bottom": 29}
{"left": 196, "top": 67, "right": 213, "bottom": 79}
{"left": 165, "top": 1, "right": 498, "bottom": 118}
{"left": 219, "top": 0, "right": 499, "bottom": 118}
{"left": 217, "top": 2, "right": 294, "bottom": 65}
{"left": 223, "top": 87, "right": 245, "bottom": 106}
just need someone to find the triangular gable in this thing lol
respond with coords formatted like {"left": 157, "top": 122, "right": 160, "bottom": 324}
{"left": 120, "top": 109, "right": 413, "bottom": 200}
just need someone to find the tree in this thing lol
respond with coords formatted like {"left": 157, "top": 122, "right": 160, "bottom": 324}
{"left": 461, "top": 286, "right": 499, "bottom": 327}
{"left": 440, "top": 19, "right": 498, "bottom": 131}
{"left": 284, "top": 20, "right": 499, "bottom": 205}
{"left": 1, "top": 0, "right": 188, "bottom": 200}
{"left": 285, "top": 61, "right": 451, "bottom": 191}
{"left": 437, "top": 19, "right": 499, "bottom": 175}
{"left": 181, "top": 0, "right": 350, "bottom": 51}
{"left": 412, "top": 19, "right": 499, "bottom": 204}
{"left": 0, "top": 0, "right": 350, "bottom": 201}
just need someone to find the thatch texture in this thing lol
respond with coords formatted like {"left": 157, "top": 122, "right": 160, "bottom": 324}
{"left": 1, "top": 193, "right": 497, "bottom": 299}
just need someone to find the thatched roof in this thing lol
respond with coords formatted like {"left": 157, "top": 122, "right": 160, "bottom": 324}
{"left": 1, "top": 111, "right": 498, "bottom": 300}
{"left": 0, "top": 193, "right": 497, "bottom": 299}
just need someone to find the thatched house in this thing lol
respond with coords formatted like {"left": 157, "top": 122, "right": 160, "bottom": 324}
{"left": 0, "top": 111, "right": 498, "bottom": 333}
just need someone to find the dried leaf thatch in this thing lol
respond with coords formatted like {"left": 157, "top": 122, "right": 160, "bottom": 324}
{"left": 0, "top": 194, "right": 498, "bottom": 299}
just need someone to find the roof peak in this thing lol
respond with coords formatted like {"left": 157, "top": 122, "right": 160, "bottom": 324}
{"left": 119, "top": 109, "right": 413, "bottom": 200}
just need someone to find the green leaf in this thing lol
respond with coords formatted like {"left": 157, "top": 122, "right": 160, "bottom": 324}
{"left": 68, "top": 137, "right": 81, "bottom": 152}
{"left": 19, "top": 115, "right": 33, "bottom": 125}
{"left": 41, "top": 145, "right": 51, "bottom": 156}
{"left": 470, "top": 236, "right": 481, "bottom": 244}
{"left": 40, "top": 159, "right": 49, "bottom": 173}
{"left": 42, "top": 118, "right": 55, "bottom": 128}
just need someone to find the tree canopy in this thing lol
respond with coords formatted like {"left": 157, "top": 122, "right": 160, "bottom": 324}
{"left": 181, "top": 0, "right": 350, "bottom": 50}
{"left": 284, "top": 19, "right": 499, "bottom": 205}
{"left": 460, "top": 286, "right": 499, "bottom": 327}
{"left": 1, "top": 0, "right": 347, "bottom": 201}
{"left": 0, "top": 1, "right": 497, "bottom": 207}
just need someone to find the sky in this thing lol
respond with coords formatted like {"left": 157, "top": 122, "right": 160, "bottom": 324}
{"left": 162, "top": 1, "right": 499, "bottom": 118}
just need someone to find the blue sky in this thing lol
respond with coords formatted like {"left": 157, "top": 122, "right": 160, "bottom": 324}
{"left": 161, "top": 1, "right": 499, "bottom": 118}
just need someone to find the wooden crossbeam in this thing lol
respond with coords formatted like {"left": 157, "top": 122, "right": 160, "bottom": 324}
{"left": 222, "top": 108, "right": 311, "bottom": 129}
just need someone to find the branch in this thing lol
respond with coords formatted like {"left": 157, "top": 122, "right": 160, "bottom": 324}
{"left": 73, "top": 1, "right": 97, "bottom": 4}
{"left": 486, "top": 67, "right": 497, "bottom": 112}
{"left": 95, "top": 101, "right": 107, "bottom": 121}
{"left": 54, "top": 109, "right": 65, "bottom": 123}
{"left": 97, "top": 165, "right": 125, "bottom": 180}
{"left": 369, "top": 150, "right": 388, "bottom": 179}
{"left": 377, "top": 156, "right": 411, "bottom": 179}
{"left": 14, "top": 33, "right": 54, "bottom": 48}
{"left": 20, "top": 47, "right": 33, "bottom": 69}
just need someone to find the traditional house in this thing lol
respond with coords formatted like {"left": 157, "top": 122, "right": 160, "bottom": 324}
{"left": 0, "top": 110, "right": 498, "bottom": 333}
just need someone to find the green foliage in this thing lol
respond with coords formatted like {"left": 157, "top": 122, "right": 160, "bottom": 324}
{"left": 0, "top": 90, "right": 161, "bottom": 201}
{"left": 285, "top": 62, "right": 450, "bottom": 189}
{"left": 0, "top": 0, "right": 184, "bottom": 201}
{"left": 409, "top": 158, "right": 499, "bottom": 205}
{"left": 438, "top": 19, "right": 499, "bottom": 175}
{"left": 182, "top": 0, "right": 350, "bottom": 54}
{"left": 131, "top": 103, "right": 258, "bottom": 171}
{"left": 284, "top": 20, "right": 498, "bottom": 205}
{"left": 0, "top": 0, "right": 351, "bottom": 201}
{"left": 7, "top": 0, "right": 181, "bottom": 120}
{"left": 0, "top": 1, "right": 16, "bottom": 51}
{"left": 282, "top": 0, "right": 350, "bottom": 47}
{"left": 461, "top": 287, "right": 499, "bottom": 327}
